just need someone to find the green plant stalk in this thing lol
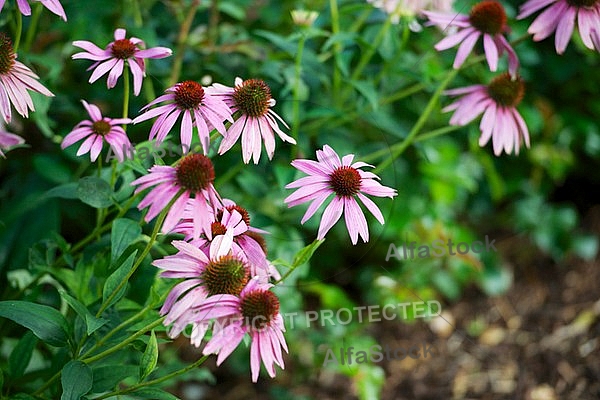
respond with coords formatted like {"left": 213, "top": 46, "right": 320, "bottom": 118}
{"left": 374, "top": 67, "right": 459, "bottom": 173}
{"left": 329, "top": 0, "right": 342, "bottom": 104}
{"left": 122, "top": 68, "right": 130, "bottom": 126}
{"left": 96, "top": 189, "right": 184, "bottom": 317}
{"left": 23, "top": 3, "right": 42, "bottom": 53}
{"left": 349, "top": 14, "right": 392, "bottom": 82}
{"left": 168, "top": 0, "right": 201, "bottom": 86}
{"left": 95, "top": 355, "right": 209, "bottom": 399}
{"left": 291, "top": 33, "right": 306, "bottom": 157}
{"left": 13, "top": 10, "right": 22, "bottom": 53}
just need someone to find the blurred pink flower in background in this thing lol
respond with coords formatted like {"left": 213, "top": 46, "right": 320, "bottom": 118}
{"left": 0, "top": 0, "right": 67, "bottom": 20}
{"left": 61, "top": 100, "right": 131, "bottom": 162}
{"left": 206, "top": 77, "right": 296, "bottom": 164}
{"left": 518, "top": 0, "right": 600, "bottom": 54}
{"left": 367, "top": 0, "right": 454, "bottom": 29}
{"left": 0, "top": 34, "right": 54, "bottom": 124}
{"left": 285, "top": 145, "right": 397, "bottom": 245}
{"left": 133, "top": 81, "right": 232, "bottom": 154}
{"left": 443, "top": 73, "right": 530, "bottom": 156}
{"left": 424, "top": 0, "right": 519, "bottom": 76}
{"left": 72, "top": 28, "right": 172, "bottom": 96}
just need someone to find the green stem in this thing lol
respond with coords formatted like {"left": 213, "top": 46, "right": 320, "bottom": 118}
{"left": 291, "top": 33, "right": 306, "bottom": 155}
{"left": 122, "top": 69, "right": 130, "bottom": 128}
{"left": 374, "top": 68, "right": 459, "bottom": 173}
{"left": 96, "top": 190, "right": 184, "bottom": 317}
{"left": 95, "top": 355, "right": 209, "bottom": 399}
{"left": 13, "top": 10, "right": 22, "bottom": 53}
{"left": 349, "top": 14, "right": 392, "bottom": 82}
{"left": 329, "top": 0, "right": 342, "bottom": 104}
{"left": 82, "top": 317, "right": 165, "bottom": 364}
{"left": 23, "top": 3, "right": 42, "bottom": 53}
{"left": 168, "top": 0, "right": 201, "bottom": 86}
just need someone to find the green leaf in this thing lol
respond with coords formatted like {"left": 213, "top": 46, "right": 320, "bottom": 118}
{"left": 102, "top": 250, "right": 137, "bottom": 310}
{"left": 349, "top": 80, "right": 379, "bottom": 110}
{"left": 91, "top": 365, "right": 138, "bottom": 392}
{"left": 139, "top": 330, "right": 158, "bottom": 381}
{"left": 8, "top": 331, "right": 37, "bottom": 378}
{"left": 292, "top": 239, "right": 324, "bottom": 269}
{"left": 44, "top": 183, "right": 79, "bottom": 200}
{"left": 355, "top": 364, "right": 385, "bottom": 400}
{"left": 59, "top": 290, "right": 107, "bottom": 336}
{"left": 111, "top": 218, "right": 142, "bottom": 264}
{"left": 129, "top": 387, "right": 180, "bottom": 400}
{"left": 61, "top": 360, "right": 93, "bottom": 400}
{"left": 77, "top": 176, "right": 113, "bottom": 208}
{"left": 0, "top": 301, "right": 69, "bottom": 347}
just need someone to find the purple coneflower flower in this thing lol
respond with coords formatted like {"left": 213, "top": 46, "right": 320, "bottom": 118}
{"left": 592, "top": 29, "right": 600, "bottom": 50}
{"left": 424, "top": 0, "right": 519, "bottom": 76}
{"left": 0, "top": 34, "right": 53, "bottom": 124}
{"left": 131, "top": 153, "right": 222, "bottom": 238}
{"left": 173, "top": 200, "right": 272, "bottom": 276}
{"left": 206, "top": 77, "right": 296, "bottom": 164}
{"left": 443, "top": 73, "right": 530, "bottom": 156}
{"left": 132, "top": 81, "right": 232, "bottom": 154}
{"left": 284, "top": 145, "right": 397, "bottom": 245}
{"left": 518, "top": 0, "right": 600, "bottom": 54}
{"left": 153, "top": 235, "right": 248, "bottom": 346}
{"left": 0, "top": 0, "right": 67, "bottom": 21}
{"left": 0, "top": 128, "right": 24, "bottom": 158}
{"left": 198, "top": 278, "right": 288, "bottom": 382}
{"left": 61, "top": 100, "right": 132, "bottom": 162}
{"left": 72, "top": 28, "right": 172, "bottom": 96}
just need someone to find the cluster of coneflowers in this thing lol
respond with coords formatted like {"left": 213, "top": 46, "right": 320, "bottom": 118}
{"left": 1, "top": 0, "right": 597, "bottom": 383}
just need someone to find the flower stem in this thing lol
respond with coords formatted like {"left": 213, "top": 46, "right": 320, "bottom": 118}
{"left": 96, "top": 189, "right": 184, "bottom": 317}
{"left": 13, "top": 10, "right": 22, "bottom": 53}
{"left": 95, "top": 355, "right": 209, "bottom": 399}
{"left": 23, "top": 3, "right": 42, "bottom": 53}
{"left": 374, "top": 68, "right": 459, "bottom": 173}
{"left": 291, "top": 32, "right": 306, "bottom": 156}
{"left": 350, "top": 14, "right": 392, "bottom": 82}
{"left": 329, "top": 0, "right": 342, "bottom": 105}
{"left": 168, "top": 0, "right": 201, "bottom": 86}
{"left": 122, "top": 69, "right": 130, "bottom": 129}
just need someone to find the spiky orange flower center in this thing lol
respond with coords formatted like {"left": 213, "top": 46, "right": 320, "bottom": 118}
{"left": 111, "top": 38, "right": 137, "bottom": 59}
{"left": 175, "top": 81, "right": 205, "bottom": 110}
{"left": 233, "top": 79, "right": 271, "bottom": 117}
{"left": 92, "top": 120, "right": 111, "bottom": 136}
{"left": 201, "top": 255, "right": 249, "bottom": 296}
{"left": 330, "top": 166, "right": 362, "bottom": 197}
{"left": 240, "top": 289, "right": 280, "bottom": 329}
{"left": 469, "top": 1, "right": 507, "bottom": 35}
{"left": 211, "top": 221, "right": 227, "bottom": 236}
{"left": 0, "top": 34, "right": 16, "bottom": 75}
{"left": 487, "top": 73, "right": 525, "bottom": 107}
{"left": 175, "top": 154, "right": 215, "bottom": 193}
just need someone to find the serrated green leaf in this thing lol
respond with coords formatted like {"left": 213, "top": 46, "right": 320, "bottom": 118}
{"left": 59, "top": 290, "right": 107, "bottom": 336}
{"left": 111, "top": 218, "right": 142, "bottom": 264}
{"left": 61, "top": 360, "right": 92, "bottom": 400}
{"left": 129, "top": 387, "right": 180, "bottom": 400}
{"left": 139, "top": 330, "right": 158, "bottom": 381}
{"left": 77, "top": 176, "right": 113, "bottom": 208}
{"left": 8, "top": 331, "right": 37, "bottom": 378}
{"left": 292, "top": 239, "right": 324, "bottom": 268}
{"left": 0, "top": 301, "right": 69, "bottom": 347}
{"left": 102, "top": 250, "right": 137, "bottom": 310}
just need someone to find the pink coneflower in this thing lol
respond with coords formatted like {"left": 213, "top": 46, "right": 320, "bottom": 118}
{"left": 518, "top": 0, "right": 600, "bottom": 54}
{"left": 131, "top": 153, "right": 222, "bottom": 238}
{"left": 72, "top": 28, "right": 172, "bottom": 96}
{"left": 0, "top": 0, "right": 67, "bottom": 21}
{"left": 0, "top": 34, "right": 53, "bottom": 124}
{"left": 443, "top": 73, "right": 530, "bottom": 156}
{"left": 197, "top": 278, "right": 288, "bottom": 382}
{"left": 61, "top": 100, "right": 132, "bottom": 162}
{"left": 0, "top": 128, "right": 24, "bottom": 158}
{"left": 132, "top": 81, "right": 232, "bottom": 154}
{"left": 206, "top": 77, "right": 296, "bottom": 164}
{"left": 173, "top": 200, "right": 272, "bottom": 276}
{"left": 284, "top": 145, "right": 397, "bottom": 245}
{"left": 424, "top": 0, "right": 519, "bottom": 76}
{"left": 153, "top": 235, "right": 247, "bottom": 346}
{"left": 592, "top": 29, "right": 600, "bottom": 50}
